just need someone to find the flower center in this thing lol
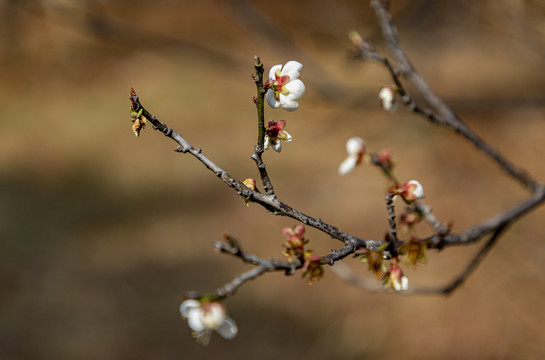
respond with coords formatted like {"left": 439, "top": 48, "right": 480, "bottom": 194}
{"left": 272, "top": 68, "right": 291, "bottom": 100}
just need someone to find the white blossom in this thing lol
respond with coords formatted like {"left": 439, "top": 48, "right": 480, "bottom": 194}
{"left": 338, "top": 136, "right": 366, "bottom": 175}
{"left": 379, "top": 86, "right": 397, "bottom": 112}
{"left": 266, "top": 61, "right": 305, "bottom": 112}
{"left": 180, "top": 300, "right": 237, "bottom": 345}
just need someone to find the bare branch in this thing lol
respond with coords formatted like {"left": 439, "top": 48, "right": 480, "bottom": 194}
{"left": 129, "top": 89, "right": 382, "bottom": 253}
{"left": 210, "top": 235, "right": 300, "bottom": 300}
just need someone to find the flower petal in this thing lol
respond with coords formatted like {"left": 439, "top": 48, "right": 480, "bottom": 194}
{"left": 346, "top": 136, "right": 365, "bottom": 156}
{"left": 338, "top": 155, "right": 358, "bottom": 175}
{"left": 187, "top": 309, "right": 205, "bottom": 332}
{"left": 285, "top": 79, "right": 305, "bottom": 100}
{"left": 268, "top": 64, "right": 282, "bottom": 80}
{"left": 408, "top": 180, "right": 425, "bottom": 199}
{"left": 281, "top": 131, "right": 292, "bottom": 143}
{"left": 281, "top": 61, "right": 303, "bottom": 80}
{"left": 216, "top": 317, "right": 238, "bottom": 339}
{"left": 278, "top": 94, "right": 299, "bottom": 112}
{"left": 272, "top": 141, "right": 282, "bottom": 152}
{"left": 264, "top": 136, "right": 270, "bottom": 150}
{"left": 401, "top": 276, "right": 409, "bottom": 291}
{"left": 266, "top": 89, "right": 280, "bottom": 109}
{"left": 180, "top": 299, "right": 200, "bottom": 318}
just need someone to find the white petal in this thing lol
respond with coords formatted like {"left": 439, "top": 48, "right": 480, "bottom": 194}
{"left": 201, "top": 304, "right": 226, "bottom": 330}
{"left": 264, "top": 136, "right": 270, "bottom": 150}
{"left": 281, "top": 61, "right": 303, "bottom": 80}
{"left": 216, "top": 317, "right": 238, "bottom": 339}
{"left": 278, "top": 94, "right": 299, "bottom": 112}
{"left": 408, "top": 180, "right": 425, "bottom": 199}
{"left": 272, "top": 141, "right": 282, "bottom": 152}
{"left": 268, "top": 64, "right": 282, "bottom": 80}
{"left": 379, "top": 87, "right": 396, "bottom": 112}
{"left": 401, "top": 276, "right": 409, "bottom": 291}
{"left": 180, "top": 299, "right": 200, "bottom": 318}
{"left": 187, "top": 309, "right": 205, "bottom": 332}
{"left": 266, "top": 89, "right": 280, "bottom": 109}
{"left": 285, "top": 79, "right": 305, "bottom": 100}
{"left": 346, "top": 136, "right": 365, "bottom": 156}
{"left": 283, "top": 132, "right": 292, "bottom": 143}
{"left": 338, "top": 155, "right": 358, "bottom": 175}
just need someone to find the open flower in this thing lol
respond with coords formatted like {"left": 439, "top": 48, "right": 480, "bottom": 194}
{"left": 400, "top": 180, "right": 425, "bottom": 203}
{"left": 379, "top": 86, "right": 397, "bottom": 112}
{"left": 180, "top": 300, "right": 237, "bottom": 345}
{"left": 387, "top": 264, "right": 409, "bottom": 291}
{"left": 264, "top": 120, "right": 292, "bottom": 152}
{"left": 338, "top": 136, "right": 366, "bottom": 175}
{"left": 266, "top": 61, "right": 305, "bottom": 112}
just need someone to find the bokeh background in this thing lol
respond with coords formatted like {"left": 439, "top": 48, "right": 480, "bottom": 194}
{"left": 1, "top": 0, "right": 545, "bottom": 359}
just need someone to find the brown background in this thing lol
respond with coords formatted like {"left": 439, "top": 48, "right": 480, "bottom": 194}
{"left": 1, "top": 0, "right": 545, "bottom": 359}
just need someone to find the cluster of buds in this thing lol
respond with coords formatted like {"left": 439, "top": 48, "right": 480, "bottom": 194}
{"left": 281, "top": 224, "right": 308, "bottom": 262}
{"left": 281, "top": 225, "right": 325, "bottom": 284}
{"left": 180, "top": 299, "right": 237, "bottom": 345}
{"left": 301, "top": 249, "right": 325, "bottom": 285}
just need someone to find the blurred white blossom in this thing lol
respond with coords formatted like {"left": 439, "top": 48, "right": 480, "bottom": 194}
{"left": 338, "top": 136, "right": 366, "bottom": 175}
{"left": 379, "top": 86, "right": 397, "bottom": 112}
{"left": 180, "top": 300, "right": 237, "bottom": 345}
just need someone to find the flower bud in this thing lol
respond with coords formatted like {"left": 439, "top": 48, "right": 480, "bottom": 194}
{"left": 401, "top": 180, "right": 425, "bottom": 202}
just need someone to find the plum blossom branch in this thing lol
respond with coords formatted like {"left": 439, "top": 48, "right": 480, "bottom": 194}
{"left": 129, "top": 88, "right": 381, "bottom": 252}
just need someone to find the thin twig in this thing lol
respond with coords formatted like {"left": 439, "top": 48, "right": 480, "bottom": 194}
{"left": 210, "top": 235, "right": 301, "bottom": 300}
{"left": 251, "top": 56, "right": 276, "bottom": 196}
{"left": 385, "top": 192, "right": 399, "bottom": 256}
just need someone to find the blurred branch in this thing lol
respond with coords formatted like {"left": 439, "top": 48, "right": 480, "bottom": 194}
{"left": 359, "top": 0, "right": 541, "bottom": 192}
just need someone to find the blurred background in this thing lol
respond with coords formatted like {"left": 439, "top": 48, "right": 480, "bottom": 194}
{"left": 1, "top": 0, "right": 545, "bottom": 359}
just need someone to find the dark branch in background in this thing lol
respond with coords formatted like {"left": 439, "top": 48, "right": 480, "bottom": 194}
{"left": 361, "top": 0, "right": 541, "bottom": 192}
